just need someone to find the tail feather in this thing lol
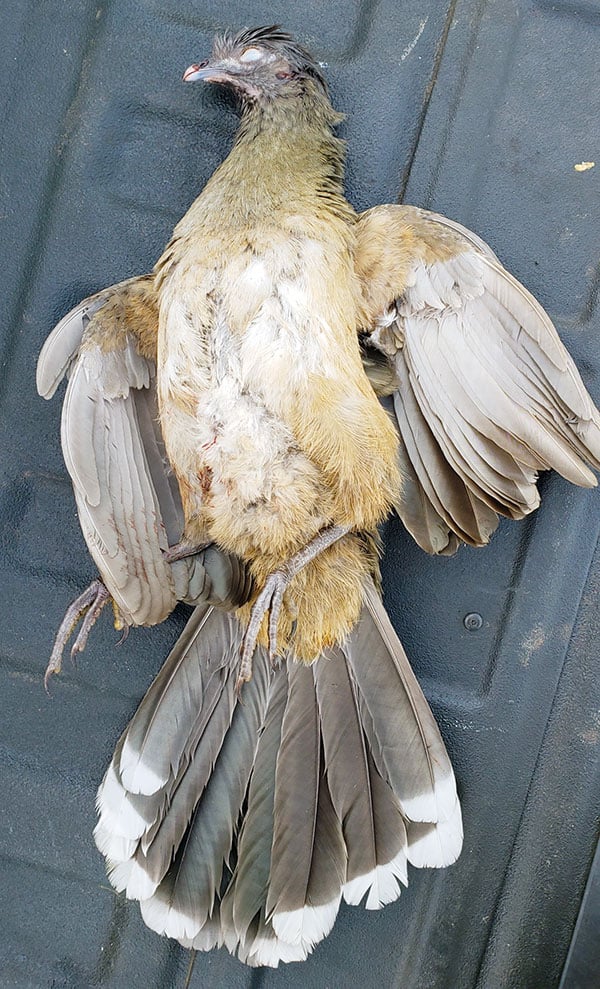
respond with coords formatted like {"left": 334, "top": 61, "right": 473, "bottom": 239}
{"left": 265, "top": 662, "right": 344, "bottom": 946}
{"left": 223, "top": 908, "right": 309, "bottom": 967}
{"left": 118, "top": 605, "right": 226, "bottom": 795}
{"left": 95, "top": 607, "right": 239, "bottom": 856}
{"left": 132, "top": 662, "right": 238, "bottom": 888}
{"left": 222, "top": 666, "right": 289, "bottom": 945}
{"left": 269, "top": 764, "right": 345, "bottom": 950}
{"left": 347, "top": 579, "right": 460, "bottom": 825}
{"left": 95, "top": 747, "right": 159, "bottom": 842}
{"left": 313, "top": 648, "right": 408, "bottom": 910}
{"left": 139, "top": 649, "right": 271, "bottom": 939}
{"left": 406, "top": 799, "right": 463, "bottom": 868}
{"left": 220, "top": 894, "right": 291, "bottom": 966}
{"left": 95, "top": 587, "right": 462, "bottom": 966}
{"left": 178, "top": 915, "right": 221, "bottom": 954}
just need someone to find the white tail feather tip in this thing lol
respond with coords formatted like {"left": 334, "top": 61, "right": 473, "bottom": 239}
{"left": 178, "top": 916, "right": 221, "bottom": 952}
{"left": 140, "top": 895, "right": 204, "bottom": 941}
{"left": 406, "top": 799, "right": 463, "bottom": 868}
{"left": 119, "top": 737, "right": 169, "bottom": 795}
{"left": 96, "top": 763, "right": 154, "bottom": 840}
{"left": 270, "top": 898, "right": 341, "bottom": 948}
{"left": 399, "top": 765, "right": 459, "bottom": 824}
{"left": 243, "top": 933, "right": 310, "bottom": 967}
{"left": 343, "top": 851, "right": 408, "bottom": 910}
{"left": 93, "top": 821, "right": 138, "bottom": 862}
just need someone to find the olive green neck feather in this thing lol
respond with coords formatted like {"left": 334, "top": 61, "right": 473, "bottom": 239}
{"left": 202, "top": 82, "right": 350, "bottom": 220}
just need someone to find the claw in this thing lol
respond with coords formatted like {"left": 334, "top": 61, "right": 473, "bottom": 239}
{"left": 163, "top": 539, "right": 212, "bottom": 564}
{"left": 237, "top": 569, "right": 288, "bottom": 692}
{"left": 236, "top": 522, "right": 351, "bottom": 692}
{"left": 44, "top": 579, "right": 112, "bottom": 692}
{"left": 116, "top": 625, "right": 130, "bottom": 647}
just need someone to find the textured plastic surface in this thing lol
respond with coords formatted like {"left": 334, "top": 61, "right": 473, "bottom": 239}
{"left": 559, "top": 841, "right": 600, "bottom": 989}
{"left": 1, "top": 1, "right": 599, "bottom": 987}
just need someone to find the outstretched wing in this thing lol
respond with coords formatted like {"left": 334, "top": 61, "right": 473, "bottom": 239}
{"left": 357, "top": 205, "right": 600, "bottom": 555}
{"left": 37, "top": 275, "right": 249, "bottom": 627}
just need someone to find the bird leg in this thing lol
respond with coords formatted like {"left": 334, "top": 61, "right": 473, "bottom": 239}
{"left": 44, "top": 578, "right": 113, "bottom": 691}
{"left": 45, "top": 543, "right": 213, "bottom": 690}
{"left": 162, "top": 539, "right": 213, "bottom": 563}
{"left": 237, "top": 524, "right": 351, "bottom": 692}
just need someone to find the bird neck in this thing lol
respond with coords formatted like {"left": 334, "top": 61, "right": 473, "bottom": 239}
{"left": 204, "top": 85, "right": 351, "bottom": 220}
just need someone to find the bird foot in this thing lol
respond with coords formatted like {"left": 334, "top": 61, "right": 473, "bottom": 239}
{"left": 45, "top": 578, "right": 113, "bottom": 692}
{"left": 163, "top": 539, "right": 213, "bottom": 564}
{"left": 235, "top": 523, "right": 351, "bottom": 695}
{"left": 237, "top": 569, "right": 288, "bottom": 695}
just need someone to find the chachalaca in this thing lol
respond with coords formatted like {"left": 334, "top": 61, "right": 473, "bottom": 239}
{"left": 37, "top": 25, "right": 600, "bottom": 967}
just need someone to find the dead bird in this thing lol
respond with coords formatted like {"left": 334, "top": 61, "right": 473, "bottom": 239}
{"left": 37, "top": 25, "right": 600, "bottom": 967}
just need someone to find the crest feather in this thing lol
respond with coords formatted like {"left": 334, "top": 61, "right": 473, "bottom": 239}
{"left": 213, "top": 25, "right": 328, "bottom": 92}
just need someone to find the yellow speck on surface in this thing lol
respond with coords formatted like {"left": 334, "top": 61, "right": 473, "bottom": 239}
{"left": 574, "top": 161, "right": 595, "bottom": 172}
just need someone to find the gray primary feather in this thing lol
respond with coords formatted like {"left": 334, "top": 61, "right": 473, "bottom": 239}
{"left": 57, "top": 310, "right": 176, "bottom": 625}
{"left": 363, "top": 206, "right": 600, "bottom": 553}
{"left": 94, "top": 585, "right": 461, "bottom": 967}
{"left": 391, "top": 359, "right": 500, "bottom": 547}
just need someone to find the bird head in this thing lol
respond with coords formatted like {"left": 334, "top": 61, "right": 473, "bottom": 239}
{"left": 183, "top": 26, "right": 328, "bottom": 102}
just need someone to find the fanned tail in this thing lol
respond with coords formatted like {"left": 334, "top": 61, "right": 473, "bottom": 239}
{"left": 95, "top": 583, "right": 462, "bottom": 967}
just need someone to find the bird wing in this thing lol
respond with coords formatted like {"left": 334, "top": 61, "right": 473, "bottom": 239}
{"left": 356, "top": 204, "right": 600, "bottom": 554}
{"left": 37, "top": 276, "right": 250, "bottom": 626}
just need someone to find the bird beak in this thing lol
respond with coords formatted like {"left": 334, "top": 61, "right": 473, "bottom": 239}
{"left": 183, "top": 62, "right": 232, "bottom": 85}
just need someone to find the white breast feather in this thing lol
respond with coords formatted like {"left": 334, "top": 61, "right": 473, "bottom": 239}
{"left": 158, "top": 236, "right": 349, "bottom": 513}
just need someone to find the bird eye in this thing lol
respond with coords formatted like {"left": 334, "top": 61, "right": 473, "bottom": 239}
{"left": 276, "top": 71, "right": 293, "bottom": 80}
{"left": 240, "top": 47, "right": 262, "bottom": 62}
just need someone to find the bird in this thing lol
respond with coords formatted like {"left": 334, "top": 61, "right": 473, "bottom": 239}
{"left": 36, "top": 25, "right": 600, "bottom": 968}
